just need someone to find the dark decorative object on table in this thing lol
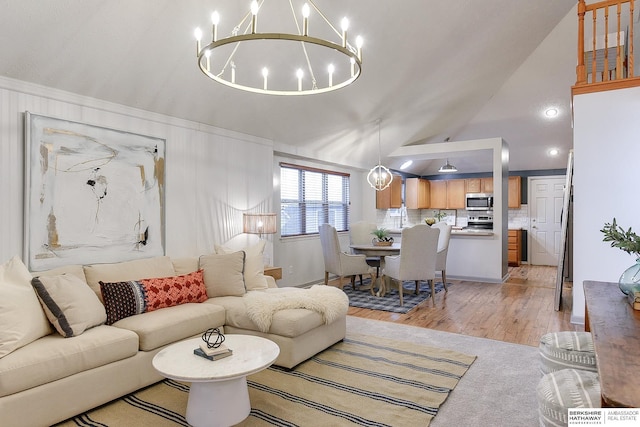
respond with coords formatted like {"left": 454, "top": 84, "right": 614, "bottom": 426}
{"left": 601, "top": 218, "right": 640, "bottom": 295}
{"left": 202, "top": 327, "right": 225, "bottom": 349}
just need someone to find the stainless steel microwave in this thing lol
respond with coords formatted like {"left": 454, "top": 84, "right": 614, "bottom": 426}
{"left": 465, "top": 193, "right": 493, "bottom": 211}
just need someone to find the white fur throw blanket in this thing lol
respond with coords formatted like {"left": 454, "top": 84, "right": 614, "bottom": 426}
{"left": 243, "top": 285, "right": 348, "bottom": 333}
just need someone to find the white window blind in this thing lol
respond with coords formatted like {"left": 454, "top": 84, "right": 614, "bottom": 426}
{"left": 280, "top": 163, "right": 350, "bottom": 237}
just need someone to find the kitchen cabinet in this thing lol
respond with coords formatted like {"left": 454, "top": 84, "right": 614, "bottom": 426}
{"left": 429, "top": 179, "right": 465, "bottom": 209}
{"left": 376, "top": 174, "right": 403, "bottom": 209}
{"left": 446, "top": 179, "right": 466, "bottom": 209}
{"left": 508, "top": 176, "right": 521, "bottom": 208}
{"left": 429, "top": 180, "right": 447, "bottom": 209}
{"left": 508, "top": 229, "right": 522, "bottom": 266}
{"left": 466, "top": 178, "right": 493, "bottom": 193}
{"left": 405, "top": 178, "right": 430, "bottom": 209}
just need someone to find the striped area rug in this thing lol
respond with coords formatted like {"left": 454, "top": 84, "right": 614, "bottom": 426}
{"left": 56, "top": 333, "right": 475, "bottom": 427}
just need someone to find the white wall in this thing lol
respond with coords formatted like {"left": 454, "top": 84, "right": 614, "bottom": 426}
{"left": 0, "top": 77, "right": 273, "bottom": 265}
{"left": 572, "top": 86, "right": 640, "bottom": 324}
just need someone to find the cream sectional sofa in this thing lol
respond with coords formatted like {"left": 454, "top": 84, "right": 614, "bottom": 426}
{"left": 0, "top": 253, "right": 347, "bottom": 427}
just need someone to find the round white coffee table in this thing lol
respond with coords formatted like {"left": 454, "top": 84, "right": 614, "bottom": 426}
{"left": 152, "top": 334, "right": 280, "bottom": 427}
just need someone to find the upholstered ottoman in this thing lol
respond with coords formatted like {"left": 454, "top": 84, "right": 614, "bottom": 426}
{"left": 539, "top": 331, "right": 597, "bottom": 375}
{"left": 536, "top": 369, "right": 600, "bottom": 427}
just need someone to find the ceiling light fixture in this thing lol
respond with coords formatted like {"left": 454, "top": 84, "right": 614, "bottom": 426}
{"left": 548, "top": 148, "right": 559, "bottom": 156}
{"left": 544, "top": 107, "right": 559, "bottom": 118}
{"left": 399, "top": 160, "right": 413, "bottom": 170}
{"left": 438, "top": 159, "right": 458, "bottom": 173}
{"left": 367, "top": 119, "right": 393, "bottom": 191}
{"left": 193, "top": 0, "right": 363, "bottom": 96}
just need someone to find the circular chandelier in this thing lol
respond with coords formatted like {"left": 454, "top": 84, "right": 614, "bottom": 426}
{"left": 193, "top": 0, "right": 363, "bottom": 96}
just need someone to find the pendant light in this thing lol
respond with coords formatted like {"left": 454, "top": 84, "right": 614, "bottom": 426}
{"left": 438, "top": 159, "right": 457, "bottom": 173}
{"left": 367, "top": 119, "right": 393, "bottom": 191}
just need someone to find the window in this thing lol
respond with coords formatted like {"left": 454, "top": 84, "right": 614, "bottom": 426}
{"left": 280, "top": 163, "right": 350, "bottom": 237}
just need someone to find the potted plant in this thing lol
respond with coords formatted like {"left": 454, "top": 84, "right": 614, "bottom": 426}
{"left": 371, "top": 227, "right": 394, "bottom": 246}
{"left": 600, "top": 218, "right": 640, "bottom": 295}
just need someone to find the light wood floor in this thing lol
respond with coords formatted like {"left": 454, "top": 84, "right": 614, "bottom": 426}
{"left": 343, "top": 265, "right": 580, "bottom": 347}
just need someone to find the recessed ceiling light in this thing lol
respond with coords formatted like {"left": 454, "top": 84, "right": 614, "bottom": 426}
{"left": 400, "top": 160, "right": 413, "bottom": 170}
{"left": 544, "top": 108, "right": 558, "bottom": 118}
{"left": 548, "top": 148, "right": 559, "bottom": 156}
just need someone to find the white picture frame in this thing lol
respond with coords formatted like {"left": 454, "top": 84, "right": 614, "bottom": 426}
{"left": 24, "top": 112, "right": 166, "bottom": 271}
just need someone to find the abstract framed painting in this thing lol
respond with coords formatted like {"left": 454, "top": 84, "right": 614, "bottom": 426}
{"left": 24, "top": 112, "right": 165, "bottom": 271}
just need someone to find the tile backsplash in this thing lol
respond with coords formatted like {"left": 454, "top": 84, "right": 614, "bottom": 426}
{"left": 375, "top": 205, "right": 530, "bottom": 230}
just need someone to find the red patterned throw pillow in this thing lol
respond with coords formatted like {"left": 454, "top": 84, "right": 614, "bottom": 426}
{"left": 100, "top": 270, "right": 208, "bottom": 325}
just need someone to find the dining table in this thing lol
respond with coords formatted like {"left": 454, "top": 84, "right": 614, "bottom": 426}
{"left": 349, "top": 243, "right": 401, "bottom": 296}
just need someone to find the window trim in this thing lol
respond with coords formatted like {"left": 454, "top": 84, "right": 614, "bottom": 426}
{"left": 279, "top": 162, "right": 350, "bottom": 238}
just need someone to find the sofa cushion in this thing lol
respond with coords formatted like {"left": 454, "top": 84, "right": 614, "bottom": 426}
{"left": 31, "top": 274, "right": 107, "bottom": 337}
{"left": 112, "top": 302, "right": 226, "bottom": 351}
{"left": 0, "top": 325, "right": 138, "bottom": 397}
{"left": 0, "top": 256, "right": 52, "bottom": 359}
{"left": 84, "top": 256, "right": 176, "bottom": 300}
{"left": 206, "top": 290, "right": 326, "bottom": 338}
{"left": 172, "top": 257, "right": 199, "bottom": 276}
{"left": 216, "top": 240, "right": 269, "bottom": 291}
{"left": 100, "top": 270, "right": 208, "bottom": 325}
{"left": 199, "top": 252, "right": 246, "bottom": 297}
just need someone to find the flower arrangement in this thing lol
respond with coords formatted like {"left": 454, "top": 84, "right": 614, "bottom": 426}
{"left": 600, "top": 218, "right": 640, "bottom": 258}
{"left": 371, "top": 227, "right": 394, "bottom": 245}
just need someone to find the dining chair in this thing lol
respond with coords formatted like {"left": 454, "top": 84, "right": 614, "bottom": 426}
{"left": 349, "top": 221, "right": 382, "bottom": 277}
{"left": 382, "top": 224, "right": 439, "bottom": 306}
{"left": 319, "top": 223, "right": 376, "bottom": 290}
{"left": 431, "top": 221, "right": 452, "bottom": 292}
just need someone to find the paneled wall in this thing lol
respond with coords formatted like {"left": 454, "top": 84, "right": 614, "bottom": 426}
{"left": 0, "top": 77, "right": 273, "bottom": 264}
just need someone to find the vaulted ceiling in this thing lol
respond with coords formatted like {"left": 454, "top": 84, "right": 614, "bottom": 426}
{"left": 0, "top": 0, "right": 578, "bottom": 175}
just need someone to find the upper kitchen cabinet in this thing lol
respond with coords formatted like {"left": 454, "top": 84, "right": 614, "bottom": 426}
{"left": 405, "top": 178, "right": 430, "bottom": 209}
{"left": 508, "top": 176, "right": 521, "bottom": 208}
{"left": 447, "top": 179, "right": 466, "bottom": 209}
{"left": 430, "top": 179, "right": 465, "bottom": 209}
{"left": 376, "top": 174, "right": 403, "bottom": 209}
{"left": 466, "top": 177, "right": 493, "bottom": 194}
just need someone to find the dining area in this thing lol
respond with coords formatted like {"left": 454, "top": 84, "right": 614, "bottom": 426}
{"left": 318, "top": 221, "right": 452, "bottom": 307}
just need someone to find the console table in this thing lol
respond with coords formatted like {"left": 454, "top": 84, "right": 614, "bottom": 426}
{"left": 583, "top": 280, "right": 640, "bottom": 407}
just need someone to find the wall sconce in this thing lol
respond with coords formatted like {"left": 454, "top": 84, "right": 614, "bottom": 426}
{"left": 243, "top": 213, "right": 277, "bottom": 238}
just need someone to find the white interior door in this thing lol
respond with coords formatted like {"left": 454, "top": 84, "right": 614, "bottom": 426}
{"left": 529, "top": 177, "right": 566, "bottom": 266}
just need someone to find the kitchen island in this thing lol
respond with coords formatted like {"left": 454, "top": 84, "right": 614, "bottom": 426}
{"left": 387, "top": 226, "right": 505, "bottom": 283}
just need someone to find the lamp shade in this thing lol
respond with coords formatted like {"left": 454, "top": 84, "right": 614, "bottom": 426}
{"left": 243, "top": 213, "right": 277, "bottom": 235}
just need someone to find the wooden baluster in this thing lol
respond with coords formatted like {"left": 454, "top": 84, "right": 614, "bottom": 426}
{"left": 615, "top": 2, "right": 622, "bottom": 80}
{"left": 576, "top": 0, "right": 586, "bottom": 85}
{"left": 592, "top": 8, "right": 598, "bottom": 81}
{"left": 604, "top": 5, "right": 610, "bottom": 81}
{"left": 627, "top": 0, "right": 635, "bottom": 78}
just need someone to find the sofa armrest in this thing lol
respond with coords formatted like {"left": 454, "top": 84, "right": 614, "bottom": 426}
{"left": 265, "top": 275, "right": 278, "bottom": 288}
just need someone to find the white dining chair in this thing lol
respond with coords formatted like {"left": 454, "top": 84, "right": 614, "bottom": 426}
{"left": 382, "top": 224, "right": 439, "bottom": 306}
{"left": 319, "top": 223, "right": 376, "bottom": 290}
{"left": 431, "top": 221, "right": 452, "bottom": 292}
{"left": 349, "top": 221, "right": 382, "bottom": 277}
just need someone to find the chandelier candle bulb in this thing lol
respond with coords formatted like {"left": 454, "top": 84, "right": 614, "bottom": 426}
{"left": 205, "top": 50, "right": 211, "bottom": 72}
{"left": 356, "top": 36, "right": 363, "bottom": 61}
{"left": 194, "top": 27, "right": 202, "bottom": 55}
{"left": 350, "top": 58, "right": 355, "bottom": 77}
{"left": 251, "top": 1, "right": 259, "bottom": 33}
{"left": 341, "top": 17, "right": 349, "bottom": 48}
{"left": 328, "top": 64, "right": 335, "bottom": 86}
{"left": 296, "top": 69, "right": 303, "bottom": 91}
{"left": 262, "top": 67, "right": 268, "bottom": 90}
{"left": 211, "top": 11, "right": 219, "bottom": 42}
{"left": 302, "top": 3, "right": 310, "bottom": 36}
{"left": 231, "top": 63, "right": 236, "bottom": 83}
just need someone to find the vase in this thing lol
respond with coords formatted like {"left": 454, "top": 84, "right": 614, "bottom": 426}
{"left": 618, "top": 258, "right": 640, "bottom": 295}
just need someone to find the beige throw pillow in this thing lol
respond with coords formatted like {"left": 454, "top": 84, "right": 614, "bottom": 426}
{"left": 32, "top": 274, "right": 107, "bottom": 337}
{"left": 215, "top": 240, "right": 268, "bottom": 291}
{"left": 0, "top": 256, "right": 52, "bottom": 358}
{"left": 199, "top": 251, "right": 246, "bottom": 297}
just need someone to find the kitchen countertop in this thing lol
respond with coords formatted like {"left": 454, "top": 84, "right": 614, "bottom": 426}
{"left": 386, "top": 227, "right": 494, "bottom": 236}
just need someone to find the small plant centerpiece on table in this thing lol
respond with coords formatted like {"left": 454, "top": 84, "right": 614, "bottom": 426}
{"left": 371, "top": 227, "right": 394, "bottom": 246}
{"left": 425, "top": 211, "right": 447, "bottom": 226}
{"left": 600, "top": 218, "right": 640, "bottom": 295}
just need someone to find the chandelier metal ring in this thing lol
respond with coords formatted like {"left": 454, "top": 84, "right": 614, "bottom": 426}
{"left": 197, "top": 33, "right": 362, "bottom": 96}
